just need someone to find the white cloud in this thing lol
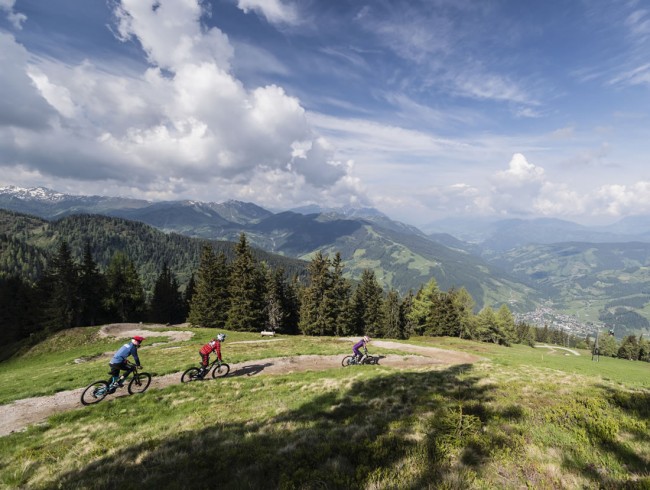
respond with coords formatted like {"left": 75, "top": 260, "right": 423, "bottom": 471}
{"left": 0, "top": 0, "right": 355, "bottom": 211}
{"left": 0, "top": 34, "right": 57, "bottom": 130}
{"left": 494, "top": 153, "right": 545, "bottom": 187}
{"left": 236, "top": 0, "right": 299, "bottom": 26}
{"left": 0, "top": 0, "right": 26, "bottom": 29}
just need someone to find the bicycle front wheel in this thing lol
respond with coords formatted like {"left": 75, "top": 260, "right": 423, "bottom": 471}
{"left": 181, "top": 367, "right": 202, "bottom": 383}
{"left": 81, "top": 380, "right": 109, "bottom": 405}
{"left": 341, "top": 355, "right": 354, "bottom": 367}
{"left": 128, "top": 372, "right": 152, "bottom": 394}
{"left": 212, "top": 363, "right": 230, "bottom": 378}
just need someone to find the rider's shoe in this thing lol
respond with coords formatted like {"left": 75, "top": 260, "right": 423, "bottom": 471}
{"left": 117, "top": 380, "right": 124, "bottom": 387}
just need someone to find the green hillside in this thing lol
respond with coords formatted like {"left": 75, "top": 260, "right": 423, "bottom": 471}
{"left": 0, "top": 210, "right": 308, "bottom": 292}
{"left": 0, "top": 327, "right": 648, "bottom": 489}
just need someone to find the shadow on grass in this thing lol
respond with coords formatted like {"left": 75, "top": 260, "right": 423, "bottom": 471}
{"left": 52, "top": 364, "right": 525, "bottom": 489}
{"left": 560, "top": 384, "right": 650, "bottom": 488}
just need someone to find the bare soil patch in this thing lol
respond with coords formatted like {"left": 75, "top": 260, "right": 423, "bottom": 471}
{"left": 0, "top": 335, "right": 482, "bottom": 437}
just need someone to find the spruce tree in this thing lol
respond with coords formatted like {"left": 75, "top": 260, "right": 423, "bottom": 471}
{"left": 183, "top": 273, "right": 196, "bottom": 320}
{"left": 299, "top": 251, "right": 334, "bottom": 335}
{"left": 150, "top": 262, "right": 185, "bottom": 324}
{"left": 383, "top": 289, "right": 403, "bottom": 339}
{"left": 104, "top": 252, "right": 146, "bottom": 322}
{"left": 79, "top": 241, "right": 106, "bottom": 326}
{"left": 226, "top": 234, "right": 266, "bottom": 332}
{"left": 350, "top": 269, "right": 385, "bottom": 338}
{"left": 451, "top": 287, "right": 476, "bottom": 339}
{"left": 39, "top": 241, "right": 81, "bottom": 331}
{"left": 330, "top": 253, "right": 353, "bottom": 336}
{"left": 188, "top": 245, "right": 229, "bottom": 328}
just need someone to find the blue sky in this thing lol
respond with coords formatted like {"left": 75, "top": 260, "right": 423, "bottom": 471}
{"left": 1, "top": 0, "right": 650, "bottom": 227}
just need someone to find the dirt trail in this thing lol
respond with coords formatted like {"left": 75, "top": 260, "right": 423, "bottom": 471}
{"left": 0, "top": 327, "right": 482, "bottom": 437}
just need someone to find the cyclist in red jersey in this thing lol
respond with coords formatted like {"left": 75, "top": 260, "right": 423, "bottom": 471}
{"left": 198, "top": 333, "right": 225, "bottom": 376}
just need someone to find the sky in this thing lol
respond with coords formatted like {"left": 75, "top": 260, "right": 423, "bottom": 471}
{"left": 1, "top": 0, "right": 650, "bottom": 227}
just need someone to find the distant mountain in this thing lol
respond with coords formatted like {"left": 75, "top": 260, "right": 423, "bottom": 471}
{"left": 0, "top": 185, "right": 149, "bottom": 218}
{"left": 0, "top": 186, "right": 535, "bottom": 310}
{"left": 424, "top": 216, "right": 650, "bottom": 251}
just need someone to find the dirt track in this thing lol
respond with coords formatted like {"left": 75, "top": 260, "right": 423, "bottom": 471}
{"left": 0, "top": 325, "right": 482, "bottom": 437}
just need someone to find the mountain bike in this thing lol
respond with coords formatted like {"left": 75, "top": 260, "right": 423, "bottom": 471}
{"left": 341, "top": 347, "right": 378, "bottom": 367}
{"left": 181, "top": 358, "right": 230, "bottom": 382}
{"left": 80, "top": 363, "right": 152, "bottom": 405}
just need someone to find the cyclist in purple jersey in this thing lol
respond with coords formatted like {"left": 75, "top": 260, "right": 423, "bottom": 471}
{"left": 352, "top": 336, "right": 371, "bottom": 364}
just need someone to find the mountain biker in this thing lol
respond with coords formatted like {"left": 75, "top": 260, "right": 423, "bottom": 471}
{"left": 108, "top": 336, "right": 144, "bottom": 391}
{"left": 352, "top": 336, "right": 371, "bottom": 364}
{"left": 199, "top": 333, "right": 225, "bottom": 376}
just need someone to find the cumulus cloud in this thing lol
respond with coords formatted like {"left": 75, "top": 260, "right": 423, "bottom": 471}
{"left": 494, "top": 153, "right": 545, "bottom": 188}
{"left": 0, "top": 0, "right": 354, "bottom": 210}
{"left": 0, "top": 34, "right": 57, "bottom": 129}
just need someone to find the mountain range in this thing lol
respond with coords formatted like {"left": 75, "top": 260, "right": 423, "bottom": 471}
{"left": 3, "top": 185, "right": 650, "bottom": 339}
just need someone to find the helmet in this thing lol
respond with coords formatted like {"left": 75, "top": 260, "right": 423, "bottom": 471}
{"left": 132, "top": 336, "right": 145, "bottom": 343}
{"left": 363, "top": 336, "right": 370, "bottom": 343}
{"left": 217, "top": 333, "right": 226, "bottom": 342}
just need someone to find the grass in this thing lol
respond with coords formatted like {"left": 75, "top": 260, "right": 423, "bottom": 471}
{"left": 0, "top": 328, "right": 649, "bottom": 489}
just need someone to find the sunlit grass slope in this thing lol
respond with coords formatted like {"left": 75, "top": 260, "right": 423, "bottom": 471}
{"left": 0, "top": 328, "right": 648, "bottom": 489}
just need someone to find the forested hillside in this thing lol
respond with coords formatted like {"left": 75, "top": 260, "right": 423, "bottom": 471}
{"left": 0, "top": 210, "right": 308, "bottom": 290}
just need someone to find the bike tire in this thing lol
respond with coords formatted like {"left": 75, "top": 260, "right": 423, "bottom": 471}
{"left": 128, "top": 372, "right": 152, "bottom": 394}
{"left": 211, "top": 363, "right": 230, "bottom": 379}
{"left": 181, "top": 367, "right": 202, "bottom": 383}
{"left": 81, "top": 380, "right": 109, "bottom": 405}
{"left": 341, "top": 355, "right": 354, "bottom": 367}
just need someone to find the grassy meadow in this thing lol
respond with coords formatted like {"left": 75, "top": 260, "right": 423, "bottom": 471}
{"left": 0, "top": 326, "right": 649, "bottom": 489}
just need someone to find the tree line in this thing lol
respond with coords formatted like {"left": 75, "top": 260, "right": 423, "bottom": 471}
{"left": 5, "top": 231, "right": 649, "bottom": 365}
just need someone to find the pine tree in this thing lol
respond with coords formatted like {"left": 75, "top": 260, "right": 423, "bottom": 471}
{"left": 299, "top": 251, "right": 334, "bottom": 335}
{"left": 329, "top": 253, "right": 352, "bottom": 336}
{"left": 104, "top": 252, "right": 146, "bottom": 322}
{"left": 617, "top": 335, "right": 639, "bottom": 360}
{"left": 350, "top": 269, "right": 385, "bottom": 338}
{"left": 188, "top": 245, "right": 230, "bottom": 328}
{"left": 451, "top": 287, "right": 476, "bottom": 339}
{"left": 383, "top": 289, "right": 403, "bottom": 339}
{"left": 78, "top": 241, "right": 106, "bottom": 326}
{"left": 39, "top": 241, "right": 81, "bottom": 331}
{"left": 183, "top": 273, "right": 196, "bottom": 320}
{"left": 226, "top": 234, "right": 266, "bottom": 332}
{"left": 0, "top": 276, "right": 40, "bottom": 344}
{"left": 265, "top": 266, "right": 284, "bottom": 332}
{"left": 400, "top": 290, "right": 415, "bottom": 338}
{"left": 407, "top": 278, "right": 439, "bottom": 336}
{"left": 495, "top": 304, "right": 516, "bottom": 345}
{"left": 150, "top": 262, "right": 185, "bottom": 324}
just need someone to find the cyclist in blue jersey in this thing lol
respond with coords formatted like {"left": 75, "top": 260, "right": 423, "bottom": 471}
{"left": 108, "top": 336, "right": 145, "bottom": 391}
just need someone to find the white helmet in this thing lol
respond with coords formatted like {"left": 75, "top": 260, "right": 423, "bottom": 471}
{"left": 217, "top": 333, "right": 226, "bottom": 342}
{"left": 363, "top": 336, "right": 370, "bottom": 342}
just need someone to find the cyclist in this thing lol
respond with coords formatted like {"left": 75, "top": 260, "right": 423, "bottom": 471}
{"left": 108, "top": 335, "right": 145, "bottom": 391}
{"left": 199, "top": 333, "right": 226, "bottom": 377}
{"left": 352, "top": 335, "right": 371, "bottom": 364}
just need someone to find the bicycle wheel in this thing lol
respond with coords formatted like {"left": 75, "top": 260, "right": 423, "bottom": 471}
{"left": 181, "top": 367, "right": 202, "bottom": 383}
{"left": 341, "top": 355, "right": 354, "bottom": 367}
{"left": 81, "top": 380, "right": 109, "bottom": 405}
{"left": 212, "top": 363, "right": 230, "bottom": 378}
{"left": 128, "top": 372, "right": 152, "bottom": 394}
